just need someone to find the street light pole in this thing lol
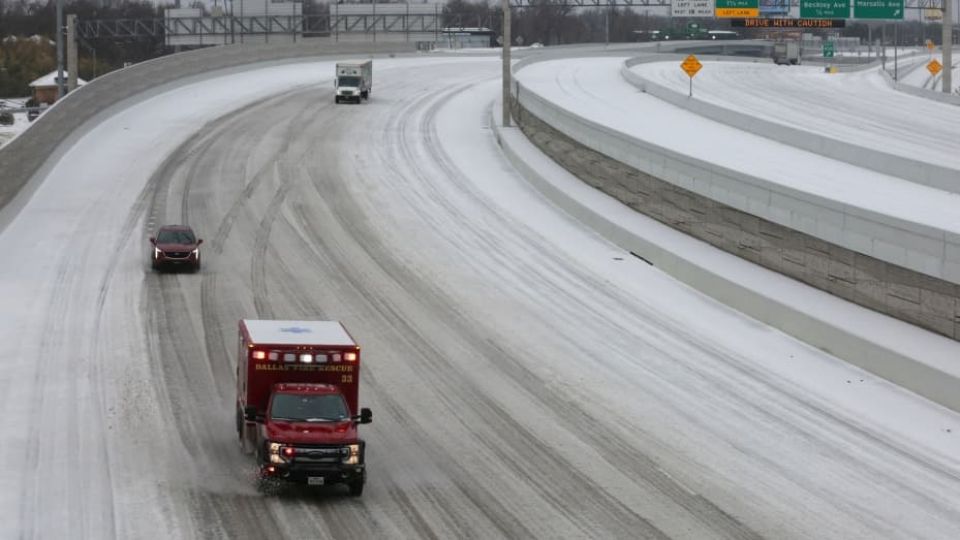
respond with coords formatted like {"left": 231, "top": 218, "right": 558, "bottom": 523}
{"left": 502, "top": 0, "right": 511, "bottom": 127}
{"left": 56, "top": 0, "right": 65, "bottom": 99}
{"left": 944, "top": 0, "right": 953, "bottom": 93}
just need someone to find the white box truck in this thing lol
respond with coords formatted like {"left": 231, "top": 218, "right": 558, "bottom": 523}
{"left": 773, "top": 42, "right": 800, "bottom": 66}
{"left": 335, "top": 60, "right": 373, "bottom": 104}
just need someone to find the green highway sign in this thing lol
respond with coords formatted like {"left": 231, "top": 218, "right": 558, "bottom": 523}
{"left": 800, "top": 0, "right": 850, "bottom": 19}
{"left": 823, "top": 41, "right": 835, "bottom": 57}
{"left": 716, "top": 0, "right": 759, "bottom": 18}
{"left": 854, "top": 0, "right": 904, "bottom": 19}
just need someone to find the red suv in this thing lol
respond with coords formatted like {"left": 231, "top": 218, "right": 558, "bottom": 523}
{"left": 150, "top": 225, "right": 203, "bottom": 272}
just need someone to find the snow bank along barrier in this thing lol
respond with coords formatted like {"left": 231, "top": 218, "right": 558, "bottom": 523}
{"left": 506, "top": 55, "right": 959, "bottom": 349}
{"left": 621, "top": 56, "right": 960, "bottom": 195}
{"left": 0, "top": 41, "right": 416, "bottom": 228}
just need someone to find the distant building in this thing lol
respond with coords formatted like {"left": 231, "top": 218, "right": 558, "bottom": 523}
{"left": 29, "top": 71, "right": 87, "bottom": 105}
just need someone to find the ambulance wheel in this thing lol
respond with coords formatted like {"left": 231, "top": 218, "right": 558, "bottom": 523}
{"left": 348, "top": 480, "right": 364, "bottom": 497}
{"left": 256, "top": 477, "right": 283, "bottom": 496}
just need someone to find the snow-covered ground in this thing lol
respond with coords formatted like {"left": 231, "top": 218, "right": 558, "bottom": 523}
{"left": 1, "top": 53, "right": 959, "bottom": 538}
{"left": 629, "top": 59, "right": 960, "bottom": 169}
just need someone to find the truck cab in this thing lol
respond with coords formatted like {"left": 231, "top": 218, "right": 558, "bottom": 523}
{"left": 335, "top": 60, "right": 373, "bottom": 104}
{"left": 236, "top": 320, "right": 372, "bottom": 495}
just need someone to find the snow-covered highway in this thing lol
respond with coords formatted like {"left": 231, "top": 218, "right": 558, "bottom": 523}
{"left": 1, "top": 51, "right": 960, "bottom": 539}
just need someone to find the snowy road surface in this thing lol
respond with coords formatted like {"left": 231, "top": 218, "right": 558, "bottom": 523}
{"left": 629, "top": 60, "right": 960, "bottom": 170}
{"left": 1, "top": 56, "right": 960, "bottom": 539}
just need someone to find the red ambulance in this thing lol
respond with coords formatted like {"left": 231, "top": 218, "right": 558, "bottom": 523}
{"left": 236, "top": 319, "right": 372, "bottom": 495}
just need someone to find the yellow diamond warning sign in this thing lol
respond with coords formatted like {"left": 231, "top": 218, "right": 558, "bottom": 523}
{"left": 681, "top": 55, "right": 703, "bottom": 78}
{"left": 927, "top": 59, "right": 942, "bottom": 76}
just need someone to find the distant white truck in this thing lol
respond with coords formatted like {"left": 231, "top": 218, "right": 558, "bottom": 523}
{"left": 335, "top": 60, "right": 373, "bottom": 104}
{"left": 773, "top": 41, "right": 800, "bottom": 66}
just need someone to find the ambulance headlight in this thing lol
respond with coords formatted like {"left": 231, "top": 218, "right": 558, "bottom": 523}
{"left": 342, "top": 444, "right": 361, "bottom": 465}
{"left": 268, "top": 442, "right": 291, "bottom": 463}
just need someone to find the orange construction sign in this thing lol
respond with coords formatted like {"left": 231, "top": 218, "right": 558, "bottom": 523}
{"left": 927, "top": 59, "right": 942, "bottom": 76}
{"left": 681, "top": 55, "right": 703, "bottom": 78}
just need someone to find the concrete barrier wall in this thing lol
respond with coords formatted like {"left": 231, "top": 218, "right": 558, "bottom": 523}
{"left": 620, "top": 56, "right": 960, "bottom": 194}
{"left": 879, "top": 67, "right": 960, "bottom": 107}
{"left": 0, "top": 40, "right": 417, "bottom": 228}
{"left": 510, "top": 63, "right": 960, "bottom": 340}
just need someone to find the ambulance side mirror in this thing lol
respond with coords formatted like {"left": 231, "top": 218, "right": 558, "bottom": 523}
{"left": 149, "top": 237, "right": 156, "bottom": 245}
{"left": 356, "top": 407, "right": 372, "bottom": 425}
{"left": 244, "top": 406, "right": 259, "bottom": 422}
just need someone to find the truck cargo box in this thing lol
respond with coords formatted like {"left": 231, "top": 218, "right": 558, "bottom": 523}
{"left": 237, "top": 319, "right": 361, "bottom": 416}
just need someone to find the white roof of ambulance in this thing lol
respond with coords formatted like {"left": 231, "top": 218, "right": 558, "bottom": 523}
{"left": 242, "top": 320, "right": 356, "bottom": 346}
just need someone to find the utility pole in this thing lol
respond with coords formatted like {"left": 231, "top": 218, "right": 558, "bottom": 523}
{"left": 56, "top": 0, "right": 65, "bottom": 99}
{"left": 67, "top": 14, "right": 77, "bottom": 92}
{"left": 894, "top": 23, "right": 898, "bottom": 81}
{"left": 944, "top": 0, "right": 954, "bottom": 93}
{"left": 605, "top": 4, "right": 609, "bottom": 46}
{"left": 502, "top": 0, "right": 511, "bottom": 127}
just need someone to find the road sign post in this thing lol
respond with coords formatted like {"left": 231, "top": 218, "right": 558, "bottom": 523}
{"left": 680, "top": 54, "right": 702, "bottom": 97}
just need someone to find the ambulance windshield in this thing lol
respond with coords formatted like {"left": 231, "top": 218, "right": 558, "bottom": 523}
{"left": 270, "top": 393, "right": 349, "bottom": 422}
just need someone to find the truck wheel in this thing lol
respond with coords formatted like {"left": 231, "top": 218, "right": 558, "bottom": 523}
{"left": 335, "top": 96, "right": 339, "bottom": 104}
{"left": 257, "top": 477, "right": 282, "bottom": 496}
{"left": 348, "top": 480, "right": 364, "bottom": 496}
